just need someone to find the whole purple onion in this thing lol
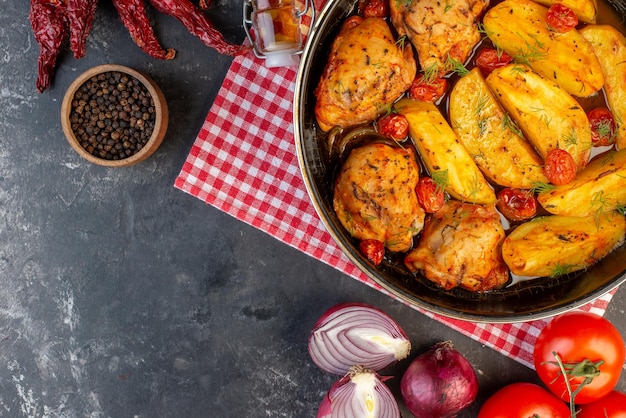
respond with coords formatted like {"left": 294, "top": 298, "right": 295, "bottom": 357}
{"left": 400, "top": 341, "right": 479, "bottom": 417}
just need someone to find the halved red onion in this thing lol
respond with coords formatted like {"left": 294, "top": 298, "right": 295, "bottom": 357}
{"left": 308, "top": 302, "right": 411, "bottom": 375}
{"left": 317, "top": 365, "right": 401, "bottom": 418}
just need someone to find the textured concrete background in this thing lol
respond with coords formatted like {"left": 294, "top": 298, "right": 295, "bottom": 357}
{"left": 1, "top": 0, "right": 625, "bottom": 416}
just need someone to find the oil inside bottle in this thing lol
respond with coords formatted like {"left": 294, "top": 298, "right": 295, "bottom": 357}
{"left": 253, "top": 0, "right": 302, "bottom": 54}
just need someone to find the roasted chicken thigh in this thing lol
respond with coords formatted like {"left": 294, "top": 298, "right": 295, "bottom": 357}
{"left": 314, "top": 17, "right": 417, "bottom": 132}
{"left": 390, "top": 0, "right": 489, "bottom": 75}
{"left": 334, "top": 142, "right": 425, "bottom": 254}
{"left": 404, "top": 200, "right": 509, "bottom": 291}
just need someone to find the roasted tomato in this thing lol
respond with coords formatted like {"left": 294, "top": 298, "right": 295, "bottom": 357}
{"left": 588, "top": 107, "right": 618, "bottom": 147}
{"left": 416, "top": 177, "right": 445, "bottom": 213}
{"left": 377, "top": 113, "right": 409, "bottom": 140}
{"left": 475, "top": 48, "right": 513, "bottom": 75}
{"left": 478, "top": 383, "right": 570, "bottom": 418}
{"left": 576, "top": 390, "right": 626, "bottom": 418}
{"left": 496, "top": 188, "right": 537, "bottom": 222}
{"left": 544, "top": 148, "right": 577, "bottom": 185}
{"left": 534, "top": 312, "right": 626, "bottom": 405}
{"left": 359, "top": 239, "right": 385, "bottom": 265}
{"left": 409, "top": 74, "right": 448, "bottom": 102}
{"left": 545, "top": 4, "right": 578, "bottom": 32}
{"left": 359, "top": 0, "right": 388, "bottom": 18}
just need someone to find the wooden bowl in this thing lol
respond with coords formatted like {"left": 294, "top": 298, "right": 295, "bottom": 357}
{"left": 61, "top": 64, "right": 168, "bottom": 167}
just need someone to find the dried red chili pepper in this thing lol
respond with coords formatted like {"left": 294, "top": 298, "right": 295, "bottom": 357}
{"left": 112, "top": 0, "right": 176, "bottom": 60}
{"left": 30, "top": 0, "right": 69, "bottom": 92}
{"left": 148, "top": 0, "right": 248, "bottom": 56}
{"left": 66, "top": 0, "right": 99, "bottom": 59}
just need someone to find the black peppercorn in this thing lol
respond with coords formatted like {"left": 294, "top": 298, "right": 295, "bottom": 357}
{"left": 69, "top": 71, "right": 156, "bottom": 161}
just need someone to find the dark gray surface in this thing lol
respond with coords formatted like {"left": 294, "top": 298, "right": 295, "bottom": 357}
{"left": 1, "top": 1, "right": 624, "bottom": 417}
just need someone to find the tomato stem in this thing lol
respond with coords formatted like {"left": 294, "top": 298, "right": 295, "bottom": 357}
{"left": 551, "top": 352, "right": 577, "bottom": 416}
{"left": 546, "top": 352, "right": 604, "bottom": 417}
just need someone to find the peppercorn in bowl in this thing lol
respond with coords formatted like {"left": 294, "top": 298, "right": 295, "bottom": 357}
{"left": 61, "top": 64, "right": 168, "bottom": 167}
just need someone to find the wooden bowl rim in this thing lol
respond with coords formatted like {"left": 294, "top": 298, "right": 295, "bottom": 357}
{"left": 61, "top": 64, "right": 169, "bottom": 167}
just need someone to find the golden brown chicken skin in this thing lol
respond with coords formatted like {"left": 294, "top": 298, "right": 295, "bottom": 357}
{"left": 404, "top": 200, "right": 509, "bottom": 291}
{"left": 390, "top": 0, "right": 489, "bottom": 75}
{"left": 314, "top": 17, "right": 417, "bottom": 132}
{"left": 334, "top": 142, "right": 425, "bottom": 253}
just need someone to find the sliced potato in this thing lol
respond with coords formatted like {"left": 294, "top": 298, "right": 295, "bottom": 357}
{"left": 483, "top": 0, "right": 604, "bottom": 97}
{"left": 449, "top": 68, "right": 547, "bottom": 188}
{"left": 502, "top": 212, "right": 626, "bottom": 277}
{"left": 538, "top": 148, "right": 626, "bottom": 217}
{"left": 580, "top": 25, "right": 626, "bottom": 151}
{"left": 485, "top": 64, "right": 592, "bottom": 171}
{"left": 395, "top": 98, "right": 496, "bottom": 204}
{"left": 533, "top": 0, "right": 598, "bottom": 23}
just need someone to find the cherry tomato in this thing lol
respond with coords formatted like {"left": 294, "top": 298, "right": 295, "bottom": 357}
{"left": 478, "top": 382, "right": 570, "bottom": 418}
{"left": 577, "top": 391, "right": 626, "bottom": 418}
{"left": 545, "top": 4, "right": 578, "bottom": 32}
{"left": 409, "top": 75, "right": 448, "bottom": 102}
{"left": 544, "top": 148, "right": 577, "bottom": 185}
{"left": 377, "top": 113, "right": 409, "bottom": 140}
{"left": 359, "top": 0, "right": 388, "bottom": 18}
{"left": 533, "top": 312, "right": 626, "bottom": 405}
{"left": 359, "top": 239, "right": 384, "bottom": 265}
{"left": 416, "top": 177, "right": 445, "bottom": 213}
{"left": 496, "top": 188, "right": 537, "bottom": 222}
{"left": 343, "top": 15, "right": 363, "bottom": 29}
{"left": 588, "top": 107, "right": 618, "bottom": 147}
{"left": 475, "top": 48, "right": 513, "bottom": 75}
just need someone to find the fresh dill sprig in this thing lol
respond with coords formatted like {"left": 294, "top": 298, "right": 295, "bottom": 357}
{"left": 444, "top": 0, "right": 455, "bottom": 13}
{"left": 512, "top": 33, "right": 547, "bottom": 65}
{"left": 396, "top": 35, "right": 408, "bottom": 51}
{"left": 502, "top": 114, "right": 524, "bottom": 138}
{"left": 590, "top": 190, "right": 613, "bottom": 227}
{"left": 421, "top": 63, "right": 440, "bottom": 84}
{"left": 431, "top": 170, "right": 449, "bottom": 193}
{"left": 529, "top": 181, "right": 556, "bottom": 194}
{"left": 561, "top": 127, "right": 578, "bottom": 146}
{"left": 551, "top": 262, "right": 575, "bottom": 278}
{"left": 445, "top": 55, "right": 470, "bottom": 77}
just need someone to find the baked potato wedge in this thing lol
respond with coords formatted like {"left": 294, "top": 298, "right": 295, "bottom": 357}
{"left": 538, "top": 148, "right": 626, "bottom": 217}
{"left": 485, "top": 64, "right": 592, "bottom": 171}
{"left": 502, "top": 212, "right": 626, "bottom": 277}
{"left": 395, "top": 98, "right": 496, "bottom": 204}
{"left": 533, "top": 0, "right": 598, "bottom": 23}
{"left": 580, "top": 25, "right": 626, "bottom": 150}
{"left": 449, "top": 68, "right": 547, "bottom": 188}
{"left": 483, "top": 0, "right": 604, "bottom": 97}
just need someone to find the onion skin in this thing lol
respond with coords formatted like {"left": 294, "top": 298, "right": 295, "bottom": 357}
{"left": 308, "top": 302, "right": 411, "bottom": 375}
{"left": 400, "top": 341, "right": 479, "bottom": 418}
{"left": 317, "top": 366, "right": 401, "bottom": 418}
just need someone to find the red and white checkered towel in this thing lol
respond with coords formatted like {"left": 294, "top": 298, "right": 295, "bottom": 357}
{"left": 174, "top": 4, "right": 616, "bottom": 368}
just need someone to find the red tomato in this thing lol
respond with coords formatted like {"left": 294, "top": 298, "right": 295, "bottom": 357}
{"left": 475, "top": 48, "right": 513, "bottom": 75}
{"left": 416, "top": 177, "right": 445, "bottom": 213}
{"left": 359, "top": 0, "right": 388, "bottom": 18}
{"left": 545, "top": 4, "right": 578, "bottom": 32}
{"left": 577, "top": 391, "right": 626, "bottom": 418}
{"left": 544, "top": 148, "right": 577, "bottom": 185}
{"left": 534, "top": 312, "right": 626, "bottom": 405}
{"left": 409, "top": 75, "right": 448, "bottom": 102}
{"left": 496, "top": 188, "right": 537, "bottom": 222}
{"left": 359, "top": 239, "right": 384, "bottom": 265}
{"left": 478, "top": 382, "right": 570, "bottom": 418}
{"left": 343, "top": 15, "right": 363, "bottom": 29}
{"left": 377, "top": 114, "right": 409, "bottom": 140}
{"left": 588, "top": 107, "right": 618, "bottom": 147}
